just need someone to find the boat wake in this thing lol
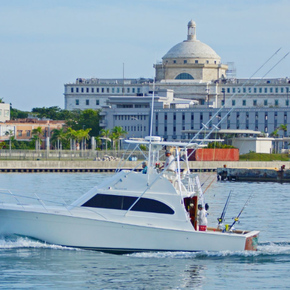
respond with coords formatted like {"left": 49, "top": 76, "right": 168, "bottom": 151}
{"left": 128, "top": 241, "right": 290, "bottom": 259}
{"left": 0, "top": 235, "right": 76, "bottom": 251}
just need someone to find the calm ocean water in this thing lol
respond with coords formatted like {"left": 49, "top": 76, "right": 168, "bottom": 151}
{"left": 0, "top": 172, "right": 290, "bottom": 289}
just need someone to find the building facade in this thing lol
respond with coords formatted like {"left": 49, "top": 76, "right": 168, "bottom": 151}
{"left": 64, "top": 19, "right": 290, "bottom": 148}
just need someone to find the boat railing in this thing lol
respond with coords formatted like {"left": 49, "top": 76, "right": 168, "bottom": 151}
{"left": 0, "top": 189, "right": 107, "bottom": 220}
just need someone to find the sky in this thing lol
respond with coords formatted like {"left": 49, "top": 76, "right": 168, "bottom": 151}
{"left": 0, "top": 0, "right": 289, "bottom": 111}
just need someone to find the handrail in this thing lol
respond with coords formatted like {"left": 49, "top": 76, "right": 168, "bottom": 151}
{"left": 0, "top": 190, "right": 107, "bottom": 220}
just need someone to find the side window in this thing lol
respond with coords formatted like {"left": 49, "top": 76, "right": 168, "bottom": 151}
{"left": 82, "top": 194, "right": 174, "bottom": 215}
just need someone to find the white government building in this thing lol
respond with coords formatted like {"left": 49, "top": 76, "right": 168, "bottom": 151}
{"left": 64, "top": 20, "right": 290, "bottom": 146}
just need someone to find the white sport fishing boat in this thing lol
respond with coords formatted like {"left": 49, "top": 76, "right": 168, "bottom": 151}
{"left": 0, "top": 136, "right": 259, "bottom": 253}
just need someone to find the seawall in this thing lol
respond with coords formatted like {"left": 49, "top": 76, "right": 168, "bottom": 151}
{"left": 0, "top": 160, "right": 289, "bottom": 173}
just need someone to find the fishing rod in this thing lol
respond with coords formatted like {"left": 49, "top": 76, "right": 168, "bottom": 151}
{"left": 217, "top": 190, "right": 232, "bottom": 225}
{"left": 228, "top": 193, "right": 253, "bottom": 231}
{"left": 187, "top": 50, "right": 290, "bottom": 159}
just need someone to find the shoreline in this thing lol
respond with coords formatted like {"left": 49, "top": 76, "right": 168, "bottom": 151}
{"left": 0, "top": 160, "right": 289, "bottom": 173}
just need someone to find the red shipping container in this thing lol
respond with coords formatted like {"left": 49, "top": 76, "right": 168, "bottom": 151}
{"left": 187, "top": 149, "right": 239, "bottom": 161}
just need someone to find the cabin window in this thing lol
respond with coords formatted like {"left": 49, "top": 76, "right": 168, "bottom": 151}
{"left": 82, "top": 194, "right": 174, "bottom": 215}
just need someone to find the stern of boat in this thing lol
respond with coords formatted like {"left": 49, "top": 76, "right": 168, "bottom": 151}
{"left": 244, "top": 231, "right": 259, "bottom": 251}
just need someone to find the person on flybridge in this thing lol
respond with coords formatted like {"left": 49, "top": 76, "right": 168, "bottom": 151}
{"left": 161, "top": 150, "right": 177, "bottom": 172}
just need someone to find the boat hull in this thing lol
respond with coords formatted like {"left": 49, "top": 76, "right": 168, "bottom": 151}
{"left": 0, "top": 208, "right": 259, "bottom": 253}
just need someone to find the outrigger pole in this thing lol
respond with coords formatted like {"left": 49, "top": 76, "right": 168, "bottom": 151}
{"left": 186, "top": 49, "right": 289, "bottom": 159}
{"left": 186, "top": 48, "right": 281, "bottom": 146}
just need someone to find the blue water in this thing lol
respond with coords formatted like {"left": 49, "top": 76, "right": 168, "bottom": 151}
{"left": 0, "top": 173, "right": 290, "bottom": 289}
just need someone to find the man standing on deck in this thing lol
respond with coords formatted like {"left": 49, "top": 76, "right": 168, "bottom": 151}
{"left": 198, "top": 204, "right": 208, "bottom": 231}
{"left": 162, "top": 150, "right": 176, "bottom": 172}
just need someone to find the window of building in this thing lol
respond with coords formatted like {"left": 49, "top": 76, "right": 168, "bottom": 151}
{"left": 91, "top": 88, "right": 94, "bottom": 93}
{"left": 259, "top": 88, "right": 262, "bottom": 93}
{"left": 71, "top": 88, "right": 74, "bottom": 93}
{"left": 248, "top": 88, "right": 252, "bottom": 93}
{"left": 137, "top": 88, "right": 141, "bottom": 93}
{"left": 175, "top": 73, "right": 194, "bottom": 80}
{"left": 132, "top": 88, "right": 135, "bottom": 93}
{"left": 237, "top": 88, "right": 241, "bottom": 93}
{"left": 127, "top": 88, "right": 130, "bottom": 93}
{"left": 18, "top": 130, "right": 22, "bottom": 137}
{"left": 206, "top": 60, "right": 209, "bottom": 64}
{"left": 81, "top": 88, "right": 84, "bottom": 93}
{"left": 102, "top": 88, "right": 104, "bottom": 93}
{"left": 281, "top": 88, "right": 284, "bottom": 93}
{"left": 107, "top": 88, "right": 110, "bottom": 93}
{"left": 76, "top": 88, "right": 79, "bottom": 93}
{"left": 232, "top": 100, "right": 236, "bottom": 106}
{"left": 96, "top": 100, "right": 99, "bottom": 105}
{"left": 275, "top": 100, "right": 279, "bottom": 106}
{"left": 243, "top": 88, "right": 246, "bottom": 93}
{"left": 270, "top": 88, "right": 273, "bottom": 93}
{"left": 243, "top": 100, "right": 246, "bottom": 106}
{"left": 264, "top": 88, "right": 267, "bottom": 93}
{"left": 232, "top": 88, "right": 236, "bottom": 93}
{"left": 117, "top": 88, "right": 120, "bottom": 93}
{"left": 86, "top": 99, "right": 89, "bottom": 105}
{"left": 286, "top": 100, "right": 289, "bottom": 106}
{"left": 254, "top": 88, "right": 257, "bottom": 93}
{"left": 264, "top": 100, "right": 268, "bottom": 106}
{"left": 76, "top": 99, "right": 79, "bottom": 105}
{"left": 173, "top": 60, "right": 176, "bottom": 64}
{"left": 184, "top": 60, "right": 187, "bottom": 64}
{"left": 227, "top": 88, "right": 230, "bottom": 93}
{"left": 26, "top": 130, "right": 31, "bottom": 137}
{"left": 275, "top": 87, "right": 278, "bottom": 93}
{"left": 195, "top": 60, "right": 198, "bottom": 64}
{"left": 97, "top": 88, "right": 99, "bottom": 93}
{"left": 253, "top": 100, "right": 257, "bottom": 106}
{"left": 221, "top": 100, "right": 225, "bottom": 106}
{"left": 86, "top": 88, "right": 89, "bottom": 93}
{"left": 112, "top": 88, "right": 115, "bottom": 93}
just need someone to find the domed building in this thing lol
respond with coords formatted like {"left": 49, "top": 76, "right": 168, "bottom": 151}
{"left": 154, "top": 20, "right": 228, "bottom": 82}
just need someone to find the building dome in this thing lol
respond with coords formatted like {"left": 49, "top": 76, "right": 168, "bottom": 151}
{"left": 163, "top": 41, "right": 220, "bottom": 60}
{"left": 162, "top": 20, "right": 221, "bottom": 61}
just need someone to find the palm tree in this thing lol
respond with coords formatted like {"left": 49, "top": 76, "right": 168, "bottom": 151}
{"left": 75, "top": 128, "right": 92, "bottom": 151}
{"left": 66, "top": 127, "right": 78, "bottom": 150}
{"left": 100, "top": 129, "right": 111, "bottom": 152}
{"left": 279, "top": 124, "right": 287, "bottom": 137}
{"left": 32, "top": 127, "right": 43, "bottom": 150}
{"left": 5, "top": 129, "right": 14, "bottom": 153}
{"left": 111, "top": 126, "right": 127, "bottom": 151}
{"left": 51, "top": 128, "right": 67, "bottom": 150}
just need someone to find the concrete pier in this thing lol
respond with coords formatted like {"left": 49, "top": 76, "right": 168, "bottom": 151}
{"left": 0, "top": 160, "right": 290, "bottom": 173}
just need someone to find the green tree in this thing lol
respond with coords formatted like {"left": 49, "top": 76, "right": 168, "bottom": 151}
{"left": 66, "top": 127, "right": 78, "bottom": 150}
{"left": 32, "top": 127, "right": 43, "bottom": 150}
{"left": 111, "top": 126, "right": 127, "bottom": 150}
{"left": 50, "top": 128, "right": 68, "bottom": 150}
{"left": 5, "top": 129, "right": 14, "bottom": 152}
{"left": 100, "top": 129, "right": 111, "bottom": 152}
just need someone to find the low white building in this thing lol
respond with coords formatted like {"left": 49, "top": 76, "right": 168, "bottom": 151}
{"left": 232, "top": 137, "right": 274, "bottom": 154}
{"left": 0, "top": 103, "right": 10, "bottom": 123}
